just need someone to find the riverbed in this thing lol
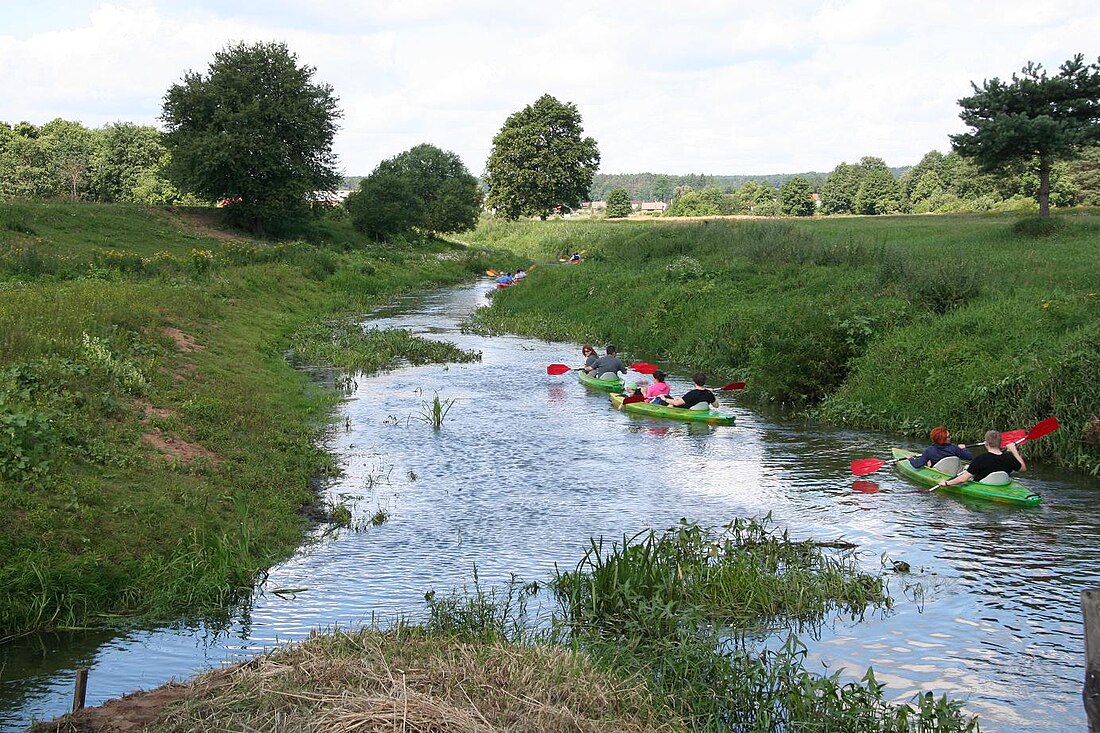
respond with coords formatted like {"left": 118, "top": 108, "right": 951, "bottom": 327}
{"left": 2, "top": 281, "right": 1097, "bottom": 732}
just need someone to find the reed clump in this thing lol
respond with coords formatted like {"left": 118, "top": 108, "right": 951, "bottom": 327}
{"left": 552, "top": 516, "right": 888, "bottom": 640}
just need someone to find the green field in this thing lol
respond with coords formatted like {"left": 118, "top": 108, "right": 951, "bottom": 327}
{"left": 466, "top": 212, "right": 1100, "bottom": 474}
{"left": 0, "top": 201, "right": 502, "bottom": 634}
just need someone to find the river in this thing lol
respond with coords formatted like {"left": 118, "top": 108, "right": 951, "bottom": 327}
{"left": 2, "top": 281, "right": 1098, "bottom": 732}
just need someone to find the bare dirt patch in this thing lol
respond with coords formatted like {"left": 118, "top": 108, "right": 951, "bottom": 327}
{"left": 31, "top": 679, "right": 201, "bottom": 733}
{"left": 141, "top": 429, "right": 221, "bottom": 466}
{"left": 131, "top": 399, "right": 175, "bottom": 422}
{"left": 157, "top": 207, "right": 242, "bottom": 244}
{"left": 161, "top": 327, "right": 204, "bottom": 353}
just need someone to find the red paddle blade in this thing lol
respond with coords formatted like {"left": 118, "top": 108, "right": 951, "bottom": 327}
{"left": 851, "top": 458, "right": 888, "bottom": 476}
{"left": 622, "top": 395, "right": 646, "bottom": 404}
{"left": 1025, "top": 416, "right": 1060, "bottom": 441}
{"left": 630, "top": 363, "right": 658, "bottom": 374}
{"left": 546, "top": 364, "right": 571, "bottom": 375}
{"left": 999, "top": 429, "right": 1026, "bottom": 447}
{"left": 719, "top": 382, "right": 746, "bottom": 391}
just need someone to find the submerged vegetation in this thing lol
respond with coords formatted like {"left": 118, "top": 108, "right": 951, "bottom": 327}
{"left": 466, "top": 214, "right": 1100, "bottom": 474}
{"left": 0, "top": 201, "right": 494, "bottom": 634}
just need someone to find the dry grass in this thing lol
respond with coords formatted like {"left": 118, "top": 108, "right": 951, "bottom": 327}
{"left": 123, "top": 627, "right": 687, "bottom": 733}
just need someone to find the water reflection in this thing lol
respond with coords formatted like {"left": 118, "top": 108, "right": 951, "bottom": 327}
{"left": 2, "top": 281, "right": 1098, "bottom": 732}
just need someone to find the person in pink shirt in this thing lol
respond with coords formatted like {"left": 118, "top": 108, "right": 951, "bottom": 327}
{"left": 646, "top": 370, "right": 671, "bottom": 403}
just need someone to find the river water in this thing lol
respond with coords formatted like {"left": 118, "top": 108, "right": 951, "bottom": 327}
{"left": 2, "top": 281, "right": 1098, "bottom": 732}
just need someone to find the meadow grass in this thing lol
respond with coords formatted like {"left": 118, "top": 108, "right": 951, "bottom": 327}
{"left": 0, "top": 202, "right": 498, "bottom": 634}
{"left": 465, "top": 213, "right": 1100, "bottom": 473}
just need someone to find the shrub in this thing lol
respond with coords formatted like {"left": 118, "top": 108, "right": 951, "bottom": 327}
{"left": 914, "top": 266, "right": 981, "bottom": 314}
{"left": 0, "top": 372, "right": 58, "bottom": 482}
{"left": 1012, "top": 216, "right": 1063, "bottom": 238}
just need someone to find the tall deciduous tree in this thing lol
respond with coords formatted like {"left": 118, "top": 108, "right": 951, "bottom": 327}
{"left": 605, "top": 187, "right": 632, "bottom": 218}
{"left": 38, "top": 119, "right": 97, "bottom": 200}
{"left": 780, "top": 176, "right": 816, "bottom": 216}
{"left": 91, "top": 123, "right": 167, "bottom": 203}
{"left": 346, "top": 143, "right": 481, "bottom": 241}
{"left": 161, "top": 41, "right": 342, "bottom": 234}
{"left": 951, "top": 54, "right": 1100, "bottom": 218}
{"left": 484, "top": 94, "right": 599, "bottom": 220}
{"left": 854, "top": 157, "right": 901, "bottom": 215}
{"left": 820, "top": 162, "right": 861, "bottom": 214}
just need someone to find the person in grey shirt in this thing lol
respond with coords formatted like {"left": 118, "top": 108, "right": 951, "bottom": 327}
{"left": 586, "top": 345, "right": 627, "bottom": 380}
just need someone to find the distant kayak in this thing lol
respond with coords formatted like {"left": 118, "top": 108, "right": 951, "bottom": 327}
{"left": 609, "top": 393, "right": 736, "bottom": 426}
{"left": 577, "top": 372, "right": 624, "bottom": 391}
{"left": 891, "top": 448, "right": 1041, "bottom": 506}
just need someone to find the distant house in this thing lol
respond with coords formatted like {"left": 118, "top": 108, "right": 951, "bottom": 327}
{"left": 311, "top": 189, "right": 354, "bottom": 207}
{"left": 639, "top": 201, "right": 667, "bottom": 213}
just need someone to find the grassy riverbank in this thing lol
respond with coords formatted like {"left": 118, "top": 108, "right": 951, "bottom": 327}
{"left": 48, "top": 519, "right": 978, "bottom": 732}
{"left": 466, "top": 213, "right": 1100, "bottom": 474}
{"left": 0, "top": 201, "right": 496, "bottom": 634}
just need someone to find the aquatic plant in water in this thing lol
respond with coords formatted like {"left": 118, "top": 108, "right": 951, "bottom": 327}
{"left": 415, "top": 392, "right": 456, "bottom": 429}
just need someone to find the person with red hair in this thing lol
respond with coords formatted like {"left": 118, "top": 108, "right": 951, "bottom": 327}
{"left": 908, "top": 425, "right": 973, "bottom": 469}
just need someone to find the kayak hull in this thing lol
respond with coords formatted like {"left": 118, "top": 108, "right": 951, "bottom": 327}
{"left": 890, "top": 448, "right": 1041, "bottom": 506}
{"left": 577, "top": 371, "right": 624, "bottom": 391}
{"left": 610, "top": 393, "right": 736, "bottom": 426}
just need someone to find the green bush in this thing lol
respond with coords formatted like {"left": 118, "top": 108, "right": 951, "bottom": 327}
{"left": 0, "top": 372, "right": 59, "bottom": 482}
{"left": 1012, "top": 216, "right": 1063, "bottom": 238}
{"left": 914, "top": 266, "right": 981, "bottom": 314}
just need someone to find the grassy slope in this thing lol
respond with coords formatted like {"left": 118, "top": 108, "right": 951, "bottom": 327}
{"left": 465, "top": 213, "right": 1100, "bottom": 474}
{"left": 0, "top": 202, "right": 495, "bottom": 633}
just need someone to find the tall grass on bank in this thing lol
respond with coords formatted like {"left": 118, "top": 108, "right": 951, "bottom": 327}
{"left": 0, "top": 202, "right": 500, "bottom": 634}
{"left": 465, "top": 214, "right": 1100, "bottom": 473}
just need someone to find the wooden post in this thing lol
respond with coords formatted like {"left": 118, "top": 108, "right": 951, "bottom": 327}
{"left": 1085, "top": 589, "right": 1100, "bottom": 732}
{"left": 72, "top": 668, "right": 88, "bottom": 713}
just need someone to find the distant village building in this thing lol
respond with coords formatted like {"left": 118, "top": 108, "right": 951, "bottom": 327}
{"left": 639, "top": 201, "right": 667, "bottom": 213}
{"left": 311, "top": 189, "right": 354, "bottom": 207}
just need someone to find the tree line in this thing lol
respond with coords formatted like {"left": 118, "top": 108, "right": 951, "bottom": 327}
{"left": 2, "top": 44, "right": 1097, "bottom": 233}
{"left": 598, "top": 147, "right": 1099, "bottom": 219}
{"left": 0, "top": 119, "right": 193, "bottom": 205}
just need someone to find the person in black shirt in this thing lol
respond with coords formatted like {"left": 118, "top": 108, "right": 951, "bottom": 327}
{"left": 936, "top": 429, "right": 1026, "bottom": 488}
{"left": 657, "top": 372, "right": 718, "bottom": 410}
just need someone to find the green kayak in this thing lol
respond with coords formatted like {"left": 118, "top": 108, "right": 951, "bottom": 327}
{"left": 610, "top": 393, "right": 736, "bottom": 426}
{"left": 578, "top": 371, "right": 625, "bottom": 391}
{"left": 890, "top": 448, "right": 1041, "bottom": 507}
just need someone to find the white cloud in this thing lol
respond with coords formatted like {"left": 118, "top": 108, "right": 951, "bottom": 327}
{"left": 1, "top": 1, "right": 1098, "bottom": 176}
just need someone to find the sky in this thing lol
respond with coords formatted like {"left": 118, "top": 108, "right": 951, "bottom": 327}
{"left": 1, "top": 1, "right": 1098, "bottom": 177}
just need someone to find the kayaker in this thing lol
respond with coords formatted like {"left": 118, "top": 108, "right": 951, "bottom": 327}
{"left": 568, "top": 252, "right": 581, "bottom": 262}
{"left": 580, "top": 344, "right": 599, "bottom": 371}
{"left": 936, "top": 430, "right": 1026, "bottom": 489}
{"left": 908, "top": 426, "right": 973, "bottom": 468}
{"left": 495, "top": 272, "right": 514, "bottom": 285}
{"left": 587, "top": 345, "right": 628, "bottom": 380}
{"left": 645, "top": 370, "right": 671, "bottom": 403}
{"left": 656, "top": 372, "right": 718, "bottom": 410}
